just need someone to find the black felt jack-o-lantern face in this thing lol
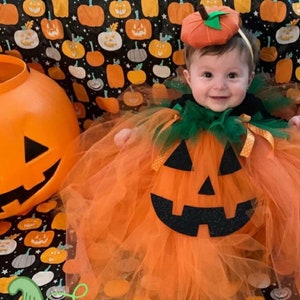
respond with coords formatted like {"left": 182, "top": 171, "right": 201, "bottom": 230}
{"left": 151, "top": 136, "right": 257, "bottom": 237}
{"left": 0, "top": 55, "right": 79, "bottom": 219}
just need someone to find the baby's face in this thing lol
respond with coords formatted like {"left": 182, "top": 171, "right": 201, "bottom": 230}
{"left": 183, "top": 48, "right": 254, "bottom": 112}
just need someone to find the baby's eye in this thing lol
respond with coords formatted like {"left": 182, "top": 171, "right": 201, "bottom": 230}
{"left": 228, "top": 72, "right": 238, "bottom": 79}
{"left": 202, "top": 72, "right": 212, "bottom": 78}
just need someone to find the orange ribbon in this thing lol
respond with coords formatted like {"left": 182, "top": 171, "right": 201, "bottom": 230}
{"left": 239, "top": 114, "right": 274, "bottom": 157}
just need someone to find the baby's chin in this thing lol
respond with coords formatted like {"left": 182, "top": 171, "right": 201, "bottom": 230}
{"left": 204, "top": 104, "right": 233, "bottom": 112}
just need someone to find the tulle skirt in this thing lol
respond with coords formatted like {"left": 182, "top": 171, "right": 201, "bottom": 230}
{"left": 60, "top": 107, "right": 300, "bottom": 300}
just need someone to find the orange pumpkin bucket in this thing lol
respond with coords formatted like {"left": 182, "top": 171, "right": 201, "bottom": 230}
{"left": 0, "top": 54, "right": 79, "bottom": 219}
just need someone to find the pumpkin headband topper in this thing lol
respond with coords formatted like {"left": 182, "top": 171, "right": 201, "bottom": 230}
{"left": 181, "top": 5, "right": 254, "bottom": 62}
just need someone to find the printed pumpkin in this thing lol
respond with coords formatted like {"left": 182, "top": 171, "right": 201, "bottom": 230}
{"left": 77, "top": 0, "right": 104, "bottom": 27}
{"left": 292, "top": 1, "right": 300, "bottom": 16}
{"left": 259, "top": 36, "right": 278, "bottom": 62}
{"left": 275, "top": 21, "right": 300, "bottom": 45}
{"left": 96, "top": 90, "right": 120, "bottom": 114}
{"left": 141, "top": 0, "right": 158, "bottom": 16}
{"left": 127, "top": 42, "right": 147, "bottom": 62}
{"left": 172, "top": 40, "right": 185, "bottom": 65}
{"left": 41, "top": 244, "right": 67, "bottom": 264}
{"left": 17, "top": 214, "right": 42, "bottom": 230}
{"left": 0, "top": 1, "right": 18, "bottom": 25}
{"left": 86, "top": 41, "right": 105, "bottom": 67}
{"left": 0, "top": 55, "right": 79, "bottom": 219}
{"left": 24, "top": 226, "right": 55, "bottom": 247}
{"left": 62, "top": 35, "right": 85, "bottom": 59}
{"left": 127, "top": 63, "right": 147, "bottom": 85}
{"left": 200, "top": 0, "right": 223, "bottom": 6}
{"left": 40, "top": 14, "right": 64, "bottom": 40}
{"left": 106, "top": 60, "right": 125, "bottom": 88}
{"left": 98, "top": 23, "right": 123, "bottom": 51}
{"left": 259, "top": 0, "right": 287, "bottom": 23}
{"left": 14, "top": 21, "right": 39, "bottom": 50}
{"left": 23, "top": 0, "right": 46, "bottom": 17}
{"left": 234, "top": 0, "right": 251, "bottom": 13}
{"left": 125, "top": 10, "right": 152, "bottom": 40}
{"left": 167, "top": 0, "right": 194, "bottom": 25}
{"left": 109, "top": 0, "right": 132, "bottom": 18}
{"left": 275, "top": 56, "right": 293, "bottom": 83}
{"left": 148, "top": 35, "right": 173, "bottom": 59}
{"left": 52, "top": 0, "right": 69, "bottom": 17}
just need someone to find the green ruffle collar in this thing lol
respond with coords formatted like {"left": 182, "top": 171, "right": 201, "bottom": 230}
{"left": 159, "top": 100, "right": 289, "bottom": 150}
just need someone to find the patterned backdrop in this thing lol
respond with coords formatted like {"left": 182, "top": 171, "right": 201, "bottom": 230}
{"left": 1, "top": 0, "right": 300, "bottom": 130}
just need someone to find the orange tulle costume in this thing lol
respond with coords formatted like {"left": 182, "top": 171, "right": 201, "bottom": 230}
{"left": 60, "top": 5, "right": 300, "bottom": 300}
{"left": 60, "top": 94, "right": 300, "bottom": 300}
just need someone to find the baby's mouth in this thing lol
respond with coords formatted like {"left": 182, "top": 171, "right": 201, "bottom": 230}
{"left": 210, "top": 96, "right": 229, "bottom": 100}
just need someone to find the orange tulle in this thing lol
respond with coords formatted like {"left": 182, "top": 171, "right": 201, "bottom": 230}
{"left": 60, "top": 107, "right": 300, "bottom": 300}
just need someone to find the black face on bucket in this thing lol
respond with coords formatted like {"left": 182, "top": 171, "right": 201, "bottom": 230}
{"left": 0, "top": 136, "right": 59, "bottom": 213}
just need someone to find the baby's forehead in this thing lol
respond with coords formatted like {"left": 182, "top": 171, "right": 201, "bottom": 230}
{"left": 193, "top": 47, "right": 247, "bottom": 62}
{"left": 189, "top": 49, "right": 250, "bottom": 73}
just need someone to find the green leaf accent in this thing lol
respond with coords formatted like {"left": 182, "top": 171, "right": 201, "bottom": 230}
{"left": 204, "top": 11, "right": 228, "bottom": 30}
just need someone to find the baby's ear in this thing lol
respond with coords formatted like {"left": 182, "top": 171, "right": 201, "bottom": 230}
{"left": 248, "top": 71, "right": 255, "bottom": 86}
{"left": 183, "top": 69, "right": 191, "bottom": 85}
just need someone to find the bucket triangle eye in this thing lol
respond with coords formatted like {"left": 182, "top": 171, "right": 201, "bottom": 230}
{"left": 164, "top": 140, "right": 193, "bottom": 171}
{"left": 24, "top": 136, "right": 49, "bottom": 163}
{"left": 219, "top": 142, "right": 241, "bottom": 175}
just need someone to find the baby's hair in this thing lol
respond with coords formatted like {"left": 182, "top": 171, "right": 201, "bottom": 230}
{"left": 184, "top": 27, "right": 259, "bottom": 74}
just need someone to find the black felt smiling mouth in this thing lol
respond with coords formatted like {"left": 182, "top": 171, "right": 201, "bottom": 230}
{"left": 0, "top": 160, "right": 59, "bottom": 210}
{"left": 151, "top": 193, "right": 256, "bottom": 237}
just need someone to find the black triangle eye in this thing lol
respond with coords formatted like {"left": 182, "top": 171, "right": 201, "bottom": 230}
{"left": 199, "top": 176, "right": 215, "bottom": 195}
{"left": 24, "top": 136, "right": 49, "bottom": 163}
{"left": 164, "top": 140, "right": 193, "bottom": 171}
{"left": 219, "top": 142, "right": 241, "bottom": 175}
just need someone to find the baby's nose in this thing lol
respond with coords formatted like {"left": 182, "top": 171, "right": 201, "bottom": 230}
{"left": 214, "top": 77, "right": 227, "bottom": 89}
